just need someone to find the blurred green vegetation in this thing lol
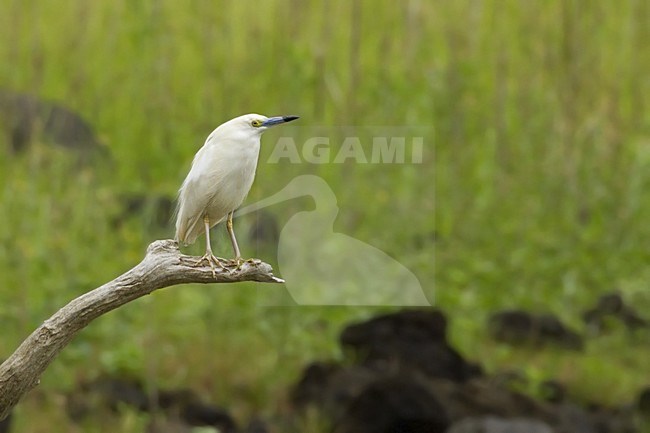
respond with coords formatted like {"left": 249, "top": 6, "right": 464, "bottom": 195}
{"left": 0, "top": 0, "right": 648, "bottom": 431}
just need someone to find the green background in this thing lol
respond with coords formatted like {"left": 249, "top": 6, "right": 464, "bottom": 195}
{"left": 1, "top": 0, "right": 648, "bottom": 431}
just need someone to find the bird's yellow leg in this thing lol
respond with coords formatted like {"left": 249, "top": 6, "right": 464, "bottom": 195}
{"left": 189, "top": 215, "right": 225, "bottom": 277}
{"left": 226, "top": 211, "right": 244, "bottom": 266}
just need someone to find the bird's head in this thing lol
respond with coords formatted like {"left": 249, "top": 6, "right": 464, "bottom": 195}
{"left": 233, "top": 113, "right": 300, "bottom": 134}
{"left": 208, "top": 113, "right": 299, "bottom": 145}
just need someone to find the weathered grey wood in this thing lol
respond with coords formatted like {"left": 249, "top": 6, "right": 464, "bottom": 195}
{"left": 0, "top": 239, "right": 283, "bottom": 420}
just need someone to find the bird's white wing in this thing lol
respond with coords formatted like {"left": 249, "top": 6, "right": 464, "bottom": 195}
{"left": 175, "top": 143, "right": 228, "bottom": 244}
{"left": 175, "top": 134, "right": 260, "bottom": 245}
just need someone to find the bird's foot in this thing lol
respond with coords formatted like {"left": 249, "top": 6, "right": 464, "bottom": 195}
{"left": 226, "top": 257, "right": 246, "bottom": 272}
{"left": 231, "top": 258, "right": 262, "bottom": 272}
{"left": 186, "top": 253, "right": 226, "bottom": 278}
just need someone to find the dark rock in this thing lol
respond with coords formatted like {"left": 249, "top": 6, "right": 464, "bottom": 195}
{"left": 595, "top": 293, "right": 625, "bottom": 314}
{"left": 428, "top": 378, "right": 555, "bottom": 422}
{"left": 334, "top": 377, "right": 451, "bottom": 433}
{"left": 582, "top": 292, "right": 649, "bottom": 335}
{"left": 0, "top": 89, "right": 105, "bottom": 158}
{"left": 341, "top": 309, "right": 448, "bottom": 346}
{"left": 340, "top": 309, "right": 482, "bottom": 382}
{"left": 158, "top": 388, "right": 236, "bottom": 432}
{"left": 489, "top": 370, "right": 529, "bottom": 391}
{"left": 95, "top": 376, "right": 149, "bottom": 411}
{"left": 637, "top": 386, "right": 650, "bottom": 416}
{"left": 95, "top": 377, "right": 150, "bottom": 412}
{"left": 66, "top": 376, "right": 150, "bottom": 421}
{"left": 582, "top": 309, "right": 607, "bottom": 335}
{"left": 619, "top": 309, "right": 648, "bottom": 333}
{"left": 291, "top": 361, "right": 342, "bottom": 409}
{"left": 552, "top": 403, "right": 597, "bottom": 433}
{"left": 446, "top": 416, "right": 554, "bottom": 433}
{"left": 247, "top": 210, "right": 280, "bottom": 249}
{"left": 292, "top": 362, "right": 378, "bottom": 419}
{"left": 554, "top": 402, "right": 636, "bottom": 433}
{"left": 67, "top": 376, "right": 236, "bottom": 432}
{"left": 489, "top": 311, "right": 535, "bottom": 343}
{"left": 488, "top": 310, "right": 583, "bottom": 350}
{"left": 291, "top": 309, "right": 636, "bottom": 433}
{"left": 589, "top": 406, "right": 637, "bottom": 433}
{"left": 113, "top": 193, "right": 175, "bottom": 232}
{"left": 412, "top": 230, "right": 438, "bottom": 250}
{"left": 538, "top": 380, "right": 565, "bottom": 404}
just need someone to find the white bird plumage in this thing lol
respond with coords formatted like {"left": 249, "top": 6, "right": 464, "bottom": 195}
{"left": 175, "top": 113, "right": 298, "bottom": 270}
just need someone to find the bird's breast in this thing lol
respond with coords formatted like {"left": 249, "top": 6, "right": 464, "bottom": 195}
{"left": 205, "top": 139, "right": 260, "bottom": 213}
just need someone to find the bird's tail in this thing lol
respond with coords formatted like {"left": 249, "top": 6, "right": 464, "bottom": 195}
{"left": 174, "top": 201, "right": 202, "bottom": 246}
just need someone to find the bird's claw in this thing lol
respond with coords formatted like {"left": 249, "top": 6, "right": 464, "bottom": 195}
{"left": 228, "top": 257, "right": 245, "bottom": 272}
{"left": 181, "top": 254, "right": 256, "bottom": 276}
{"left": 185, "top": 253, "right": 226, "bottom": 278}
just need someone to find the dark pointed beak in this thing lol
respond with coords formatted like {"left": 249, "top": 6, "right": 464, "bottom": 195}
{"left": 262, "top": 115, "right": 300, "bottom": 127}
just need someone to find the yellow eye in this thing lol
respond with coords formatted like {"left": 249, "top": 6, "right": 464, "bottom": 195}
{"left": 251, "top": 119, "right": 262, "bottom": 127}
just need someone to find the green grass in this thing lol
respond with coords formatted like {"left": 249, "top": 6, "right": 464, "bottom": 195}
{"left": 1, "top": 0, "right": 649, "bottom": 431}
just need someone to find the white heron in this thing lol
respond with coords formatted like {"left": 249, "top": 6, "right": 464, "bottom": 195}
{"left": 175, "top": 113, "right": 299, "bottom": 271}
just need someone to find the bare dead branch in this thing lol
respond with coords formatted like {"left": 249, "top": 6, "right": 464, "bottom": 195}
{"left": 0, "top": 239, "right": 283, "bottom": 420}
